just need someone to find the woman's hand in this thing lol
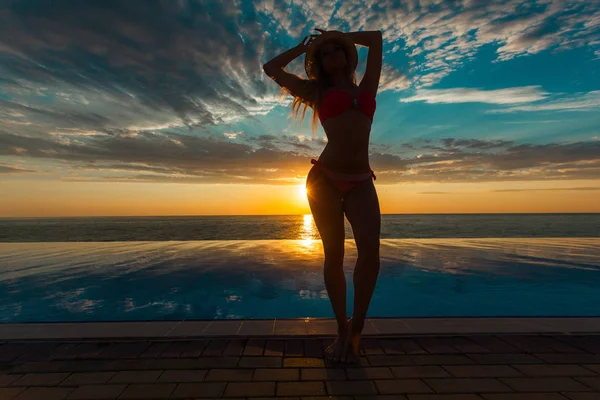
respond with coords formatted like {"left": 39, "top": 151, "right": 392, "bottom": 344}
{"left": 297, "top": 28, "right": 327, "bottom": 53}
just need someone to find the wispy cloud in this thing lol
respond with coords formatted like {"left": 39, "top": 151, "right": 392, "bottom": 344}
{"left": 489, "top": 91, "right": 600, "bottom": 113}
{"left": 400, "top": 86, "right": 549, "bottom": 104}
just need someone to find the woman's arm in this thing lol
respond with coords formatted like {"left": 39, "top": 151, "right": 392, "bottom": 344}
{"left": 349, "top": 30, "right": 383, "bottom": 95}
{"left": 263, "top": 38, "right": 316, "bottom": 103}
{"left": 346, "top": 30, "right": 383, "bottom": 47}
{"left": 263, "top": 43, "right": 305, "bottom": 71}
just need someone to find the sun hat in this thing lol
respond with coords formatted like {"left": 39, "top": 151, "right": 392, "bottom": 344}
{"left": 304, "top": 30, "right": 358, "bottom": 79}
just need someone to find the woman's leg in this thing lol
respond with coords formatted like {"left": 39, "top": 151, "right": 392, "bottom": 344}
{"left": 306, "top": 166, "right": 347, "bottom": 361}
{"left": 341, "top": 177, "right": 381, "bottom": 363}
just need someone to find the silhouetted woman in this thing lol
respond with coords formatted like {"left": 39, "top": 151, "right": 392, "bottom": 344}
{"left": 263, "top": 28, "right": 383, "bottom": 363}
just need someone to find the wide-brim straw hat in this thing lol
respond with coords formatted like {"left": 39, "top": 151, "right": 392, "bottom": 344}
{"left": 304, "top": 30, "right": 358, "bottom": 79}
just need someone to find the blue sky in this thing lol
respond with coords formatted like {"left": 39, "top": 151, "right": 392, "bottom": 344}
{"left": 0, "top": 0, "right": 599, "bottom": 190}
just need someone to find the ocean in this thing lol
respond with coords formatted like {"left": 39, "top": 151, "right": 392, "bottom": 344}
{"left": 0, "top": 213, "right": 598, "bottom": 242}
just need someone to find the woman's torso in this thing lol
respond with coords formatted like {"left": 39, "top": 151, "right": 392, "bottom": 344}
{"left": 315, "top": 85, "right": 374, "bottom": 174}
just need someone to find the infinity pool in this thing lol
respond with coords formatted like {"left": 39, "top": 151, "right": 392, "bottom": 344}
{"left": 1, "top": 238, "right": 599, "bottom": 322}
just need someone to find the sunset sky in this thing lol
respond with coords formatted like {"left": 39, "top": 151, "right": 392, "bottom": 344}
{"left": 1, "top": 0, "right": 599, "bottom": 217}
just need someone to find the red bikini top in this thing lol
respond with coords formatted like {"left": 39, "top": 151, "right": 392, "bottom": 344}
{"left": 319, "top": 88, "right": 376, "bottom": 123}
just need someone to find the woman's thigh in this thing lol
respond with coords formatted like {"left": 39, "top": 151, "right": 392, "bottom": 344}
{"left": 306, "top": 166, "right": 345, "bottom": 257}
{"left": 343, "top": 178, "right": 381, "bottom": 254}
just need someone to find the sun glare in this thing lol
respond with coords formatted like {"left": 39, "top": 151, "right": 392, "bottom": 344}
{"left": 297, "top": 184, "right": 308, "bottom": 201}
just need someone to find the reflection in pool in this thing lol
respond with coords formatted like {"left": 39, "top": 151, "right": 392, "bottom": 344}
{"left": 0, "top": 238, "right": 598, "bottom": 322}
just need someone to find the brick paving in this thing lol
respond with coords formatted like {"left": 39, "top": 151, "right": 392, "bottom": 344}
{"left": 0, "top": 334, "right": 599, "bottom": 399}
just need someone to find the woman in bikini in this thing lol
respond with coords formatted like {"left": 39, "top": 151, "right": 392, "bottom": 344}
{"left": 263, "top": 28, "right": 382, "bottom": 363}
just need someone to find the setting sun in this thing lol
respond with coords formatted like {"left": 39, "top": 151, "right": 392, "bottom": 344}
{"left": 297, "top": 184, "right": 308, "bottom": 202}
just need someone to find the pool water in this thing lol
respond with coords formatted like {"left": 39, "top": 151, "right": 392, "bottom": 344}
{"left": 0, "top": 238, "right": 599, "bottom": 322}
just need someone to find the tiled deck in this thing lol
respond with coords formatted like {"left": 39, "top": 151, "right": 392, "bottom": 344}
{"left": 3, "top": 318, "right": 600, "bottom": 340}
{"left": 1, "top": 319, "right": 600, "bottom": 399}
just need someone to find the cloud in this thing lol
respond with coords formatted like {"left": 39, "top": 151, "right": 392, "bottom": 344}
{"left": 400, "top": 86, "right": 550, "bottom": 104}
{"left": 0, "top": 163, "right": 35, "bottom": 174}
{"left": 419, "top": 186, "right": 600, "bottom": 194}
{"left": 489, "top": 91, "right": 600, "bottom": 113}
{"left": 1, "top": 128, "right": 598, "bottom": 184}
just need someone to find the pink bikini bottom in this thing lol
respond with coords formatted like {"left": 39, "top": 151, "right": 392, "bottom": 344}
{"left": 310, "top": 158, "right": 376, "bottom": 197}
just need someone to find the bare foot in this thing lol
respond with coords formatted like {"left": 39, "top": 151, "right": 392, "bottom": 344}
{"left": 341, "top": 318, "right": 362, "bottom": 363}
{"left": 325, "top": 331, "right": 346, "bottom": 362}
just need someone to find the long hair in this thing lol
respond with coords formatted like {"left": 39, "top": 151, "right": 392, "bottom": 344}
{"left": 280, "top": 43, "right": 357, "bottom": 138}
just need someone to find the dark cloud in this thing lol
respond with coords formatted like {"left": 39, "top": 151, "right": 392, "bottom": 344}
{"left": 0, "top": 0, "right": 272, "bottom": 132}
{"left": 1, "top": 129, "right": 598, "bottom": 184}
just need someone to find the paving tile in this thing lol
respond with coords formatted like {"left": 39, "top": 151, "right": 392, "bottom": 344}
{"left": 408, "top": 395, "right": 483, "bottom": 400}
{"left": 284, "top": 358, "right": 325, "bottom": 368}
{"left": 534, "top": 354, "right": 600, "bottom": 364}
{"left": 514, "top": 364, "right": 596, "bottom": 377}
{"left": 223, "top": 339, "right": 246, "bottom": 357}
{"left": 66, "top": 384, "right": 126, "bottom": 399}
{"left": 303, "top": 340, "right": 324, "bottom": 358}
{"left": 303, "top": 397, "right": 353, "bottom": 400}
{"left": 301, "top": 368, "right": 346, "bottom": 381}
{"left": 415, "top": 338, "right": 461, "bottom": 354}
{"left": 60, "top": 372, "right": 116, "bottom": 386}
{"left": 196, "top": 356, "right": 242, "bottom": 369}
{"left": 370, "top": 319, "right": 410, "bottom": 335}
{"left": 97, "top": 343, "right": 149, "bottom": 359}
{"left": 202, "top": 339, "right": 229, "bottom": 356}
{"left": 224, "top": 382, "right": 275, "bottom": 397}
{"left": 244, "top": 339, "right": 266, "bottom": 356}
{"left": 468, "top": 336, "right": 519, "bottom": 353}
{"left": 10, "top": 361, "right": 65, "bottom": 374}
{"left": 109, "top": 370, "right": 161, "bottom": 383}
{"left": 253, "top": 368, "right": 299, "bottom": 381}
{"left": 443, "top": 365, "right": 523, "bottom": 377}
{"left": 170, "top": 382, "right": 226, "bottom": 398}
{"left": 391, "top": 366, "right": 451, "bottom": 379}
{"left": 116, "top": 383, "right": 176, "bottom": 399}
{"left": 375, "top": 379, "right": 433, "bottom": 394}
{"left": 346, "top": 367, "right": 393, "bottom": 380}
{"left": 326, "top": 380, "right": 378, "bottom": 395}
{"left": 157, "top": 369, "right": 207, "bottom": 382}
{"left": 367, "top": 355, "right": 412, "bottom": 366}
{"left": 285, "top": 340, "right": 304, "bottom": 357}
{"left": 264, "top": 340, "right": 285, "bottom": 357}
{"left": 11, "top": 372, "right": 70, "bottom": 386}
{"left": 500, "top": 377, "right": 590, "bottom": 392}
{"left": 306, "top": 319, "right": 338, "bottom": 335}
{"left": 165, "top": 321, "right": 209, "bottom": 337}
{"left": 161, "top": 340, "right": 206, "bottom": 358}
{"left": 0, "top": 374, "right": 22, "bottom": 386}
{"left": 379, "top": 339, "right": 405, "bottom": 354}
{"left": 467, "top": 354, "right": 543, "bottom": 364}
{"left": 355, "top": 396, "right": 408, "bottom": 400}
{"left": 13, "top": 387, "right": 73, "bottom": 400}
{"left": 239, "top": 357, "right": 282, "bottom": 368}
{"left": 445, "top": 337, "right": 490, "bottom": 353}
{"left": 482, "top": 395, "right": 569, "bottom": 400}
{"left": 409, "top": 355, "right": 475, "bottom": 365}
{"left": 205, "top": 369, "right": 253, "bottom": 381}
{"left": 0, "top": 387, "right": 25, "bottom": 399}
{"left": 396, "top": 339, "right": 427, "bottom": 355}
{"left": 238, "top": 321, "right": 275, "bottom": 336}
{"left": 424, "top": 378, "right": 511, "bottom": 393}
{"left": 360, "top": 339, "right": 385, "bottom": 355}
{"left": 274, "top": 320, "right": 308, "bottom": 335}
{"left": 574, "top": 376, "right": 600, "bottom": 390}
{"left": 277, "top": 382, "right": 326, "bottom": 396}
{"left": 202, "top": 321, "right": 242, "bottom": 336}
{"left": 138, "top": 342, "right": 171, "bottom": 358}
{"left": 563, "top": 394, "right": 600, "bottom": 400}
{"left": 104, "top": 360, "right": 153, "bottom": 371}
